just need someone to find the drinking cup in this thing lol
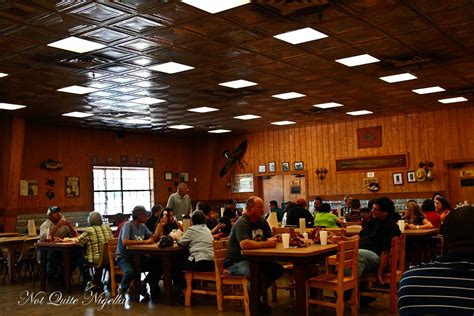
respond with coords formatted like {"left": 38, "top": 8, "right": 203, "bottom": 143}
{"left": 282, "top": 233, "right": 290, "bottom": 248}
{"left": 319, "top": 230, "right": 328, "bottom": 246}
{"left": 398, "top": 220, "right": 405, "bottom": 233}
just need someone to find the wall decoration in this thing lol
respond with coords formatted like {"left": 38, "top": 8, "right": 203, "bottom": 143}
{"left": 106, "top": 156, "right": 113, "bottom": 164}
{"left": 40, "top": 159, "right": 63, "bottom": 170}
{"left": 121, "top": 156, "right": 128, "bottom": 165}
{"left": 282, "top": 162, "right": 290, "bottom": 172}
{"left": 418, "top": 160, "right": 434, "bottom": 181}
{"left": 393, "top": 173, "right": 403, "bottom": 185}
{"left": 65, "top": 176, "right": 80, "bottom": 197}
{"left": 407, "top": 171, "right": 416, "bottom": 183}
{"left": 290, "top": 179, "right": 301, "bottom": 194}
{"left": 164, "top": 172, "right": 173, "bottom": 181}
{"left": 232, "top": 173, "right": 254, "bottom": 193}
{"left": 357, "top": 126, "right": 382, "bottom": 149}
{"left": 294, "top": 161, "right": 304, "bottom": 171}
{"left": 268, "top": 162, "right": 276, "bottom": 173}
{"left": 19, "top": 180, "right": 38, "bottom": 197}
{"left": 258, "top": 165, "right": 266, "bottom": 173}
{"left": 148, "top": 159, "right": 154, "bottom": 166}
{"left": 91, "top": 156, "right": 99, "bottom": 164}
{"left": 180, "top": 172, "right": 189, "bottom": 182}
{"left": 336, "top": 154, "right": 407, "bottom": 171}
{"left": 315, "top": 168, "right": 328, "bottom": 182}
{"left": 136, "top": 157, "right": 143, "bottom": 166}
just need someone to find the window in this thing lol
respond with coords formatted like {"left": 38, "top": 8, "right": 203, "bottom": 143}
{"left": 93, "top": 166, "right": 154, "bottom": 215}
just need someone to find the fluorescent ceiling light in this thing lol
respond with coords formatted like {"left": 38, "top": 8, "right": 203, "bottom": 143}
{"left": 0, "top": 102, "right": 26, "bottom": 110}
{"left": 188, "top": 107, "right": 218, "bottom": 113}
{"left": 273, "top": 27, "right": 328, "bottom": 44}
{"left": 346, "top": 110, "right": 373, "bottom": 116}
{"left": 169, "top": 124, "right": 194, "bottom": 130}
{"left": 271, "top": 121, "right": 295, "bottom": 126}
{"left": 336, "top": 54, "right": 379, "bottom": 67}
{"left": 182, "top": 0, "right": 250, "bottom": 14}
{"left": 57, "top": 85, "right": 98, "bottom": 94}
{"left": 132, "top": 58, "right": 153, "bottom": 66}
{"left": 313, "top": 102, "right": 343, "bottom": 109}
{"left": 379, "top": 73, "right": 417, "bottom": 83}
{"left": 208, "top": 129, "right": 231, "bottom": 133}
{"left": 149, "top": 62, "right": 194, "bottom": 74}
{"left": 131, "top": 97, "right": 166, "bottom": 105}
{"left": 47, "top": 36, "right": 105, "bottom": 53}
{"left": 412, "top": 86, "right": 445, "bottom": 94}
{"left": 438, "top": 97, "right": 468, "bottom": 104}
{"left": 272, "top": 92, "right": 306, "bottom": 100}
{"left": 121, "top": 118, "right": 150, "bottom": 124}
{"left": 62, "top": 111, "right": 93, "bottom": 118}
{"left": 0, "top": 72, "right": 8, "bottom": 77}
{"left": 234, "top": 114, "right": 261, "bottom": 120}
{"left": 219, "top": 79, "right": 257, "bottom": 89}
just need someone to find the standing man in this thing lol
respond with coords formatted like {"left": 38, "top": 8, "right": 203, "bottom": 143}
{"left": 265, "top": 200, "right": 283, "bottom": 223}
{"left": 166, "top": 183, "right": 192, "bottom": 220}
{"left": 341, "top": 194, "right": 353, "bottom": 218}
{"left": 225, "top": 196, "right": 284, "bottom": 313}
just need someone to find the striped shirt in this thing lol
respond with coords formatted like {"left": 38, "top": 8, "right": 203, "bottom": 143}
{"left": 76, "top": 224, "right": 113, "bottom": 266}
{"left": 398, "top": 256, "right": 474, "bottom": 316}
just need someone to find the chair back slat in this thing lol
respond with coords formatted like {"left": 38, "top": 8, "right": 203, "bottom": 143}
{"left": 334, "top": 238, "right": 359, "bottom": 280}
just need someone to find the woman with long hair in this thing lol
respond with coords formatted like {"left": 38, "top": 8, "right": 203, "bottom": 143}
{"left": 435, "top": 196, "right": 453, "bottom": 222}
{"left": 405, "top": 200, "right": 433, "bottom": 229}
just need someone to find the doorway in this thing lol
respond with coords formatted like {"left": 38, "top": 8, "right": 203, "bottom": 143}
{"left": 261, "top": 173, "right": 307, "bottom": 209}
{"left": 447, "top": 161, "right": 474, "bottom": 205}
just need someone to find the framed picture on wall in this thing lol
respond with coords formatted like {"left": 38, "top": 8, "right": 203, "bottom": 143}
{"left": 282, "top": 162, "right": 290, "bottom": 172}
{"left": 65, "top": 176, "right": 80, "bottom": 197}
{"left": 393, "top": 172, "right": 403, "bottom": 185}
{"left": 268, "top": 162, "right": 276, "bottom": 172}
{"left": 294, "top": 161, "right": 304, "bottom": 171}
{"left": 258, "top": 165, "right": 266, "bottom": 173}
{"left": 164, "top": 172, "right": 173, "bottom": 181}
{"left": 407, "top": 171, "right": 416, "bottom": 183}
{"left": 180, "top": 172, "right": 189, "bottom": 182}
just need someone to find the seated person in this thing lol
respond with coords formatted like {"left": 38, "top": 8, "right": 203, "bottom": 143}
{"left": 76, "top": 211, "right": 113, "bottom": 291}
{"left": 145, "top": 204, "right": 163, "bottom": 232}
{"left": 398, "top": 206, "right": 474, "bottom": 316}
{"left": 265, "top": 200, "right": 283, "bottom": 223}
{"left": 223, "top": 199, "right": 238, "bottom": 222}
{"left": 286, "top": 198, "right": 314, "bottom": 228}
{"left": 435, "top": 196, "right": 453, "bottom": 223}
{"left": 404, "top": 200, "right": 433, "bottom": 230}
{"left": 315, "top": 203, "right": 342, "bottom": 228}
{"left": 421, "top": 199, "right": 442, "bottom": 228}
{"left": 211, "top": 216, "right": 232, "bottom": 240}
{"left": 39, "top": 206, "right": 78, "bottom": 285}
{"left": 196, "top": 202, "right": 217, "bottom": 230}
{"left": 345, "top": 199, "right": 362, "bottom": 222}
{"left": 113, "top": 213, "right": 128, "bottom": 238}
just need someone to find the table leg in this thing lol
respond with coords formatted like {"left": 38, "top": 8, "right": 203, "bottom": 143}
{"left": 162, "top": 253, "right": 173, "bottom": 305}
{"left": 63, "top": 250, "right": 71, "bottom": 292}
{"left": 249, "top": 259, "right": 261, "bottom": 316}
{"left": 293, "top": 262, "right": 309, "bottom": 313}
{"left": 40, "top": 250, "right": 47, "bottom": 291}
{"left": 7, "top": 246, "right": 16, "bottom": 284}
{"left": 132, "top": 255, "right": 141, "bottom": 302}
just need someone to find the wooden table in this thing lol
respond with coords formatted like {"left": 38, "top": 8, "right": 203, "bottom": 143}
{"left": 126, "top": 243, "right": 187, "bottom": 305}
{"left": 403, "top": 228, "right": 439, "bottom": 266}
{"left": 0, "top": 232, "right": 20, "bottom": 237}
{"left": 242, "top": 242, "right": 337, "bottom": 316}
{"left": 0, "top": 236, "right": 38, "bottom": 284}
{"left": 35, "top": 241, "right": 80, "bottom": 292}
{"left": 403, "top": 228, "right": 439, "bottom": 236}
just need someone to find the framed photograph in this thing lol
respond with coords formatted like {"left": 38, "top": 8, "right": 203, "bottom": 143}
{"left": 282, "top": 162, "right": 290, "bottom": 172}
{"left": 164, "top": 172, "right": 173, "bottom": 181}
{"left": 91, "top": 156, "right": 99, "bottom": 164}
{"left": 19, "top": 180, "right": 38, "bottom": 197}
{"left": 121, "top": 155, "right": 128, "bottom": 165}
{"left": 180, "top": 172, "right": 189, "bottom": 182}
{"left": 232, "top": 173, "right": 254, "bottom": 193}
{"left": 407, "top": 171, "right": 416, "bottom": 183}
{"left": 65, "top": 176, "right": 80, "bottom": 197}
{"left": 393, "top": 172, "right": 403, "bottom": 185}
{"left": 258, "top": 165, "right": 266, "bottom": 173}
{"left": 136, "top": 157, "right": 143, "bottom": 166}
{"left": 294, "top": 161, "right": 304, "bottom": 171}
{"left": 148, "top": 159, "right": 154, "bottom": 166}
{"left": 106, "top": 156, "right": 113, "bottom": 164}
{"left": 268, "top": 162, "right": 276, "bottom": 172}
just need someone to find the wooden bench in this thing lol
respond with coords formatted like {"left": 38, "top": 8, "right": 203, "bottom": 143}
{"left": 16, "top": 211, "right": 90, "bottom": 234}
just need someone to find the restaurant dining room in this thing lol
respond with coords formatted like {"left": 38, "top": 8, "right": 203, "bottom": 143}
{"left": 1, "top": 0, "right": 473, "bottom": 315}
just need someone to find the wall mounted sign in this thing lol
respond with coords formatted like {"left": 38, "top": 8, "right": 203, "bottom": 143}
{"left": 232, "top": 173, "right": 254, "bottom": 193}
{"left": 65, "top": 176, "right": 80, "bottom": 197}
{"left": 336, "top": 154, "right": 407, "bottom": 172}
{"left": 357, "top": 126, "right": 382, "bottom": 148}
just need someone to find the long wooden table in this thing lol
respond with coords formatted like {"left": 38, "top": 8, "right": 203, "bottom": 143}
{"left": 403, "top": 228, "right": 439, "bottom": 236}
{"left": 242, "top": 242, "right": 337, "bottom": 316}
{"left": 0, "top": 236, "right": 38, "bottom": 284}
{"left": 126, "top": 243, "right": 187, "bottom": 305}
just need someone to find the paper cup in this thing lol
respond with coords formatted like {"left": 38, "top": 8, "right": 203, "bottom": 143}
{"left": 282, "top": 233, "right": 290, "bottom": 248}
{"left": 398, "top": 220, "right": 405, "bottom": 233}
{"left": 299, "top": 218, "right": 306, "bottom": 234}
{"left": 319, "top": 230, "right": 328, "bottom": 246}
{"left": 220, "top": 207, "right": 225, "bottom": 218}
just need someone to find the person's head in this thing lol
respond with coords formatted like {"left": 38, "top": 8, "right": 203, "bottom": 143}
{"left": 441, "top": 206, "right": 474, "bottom": 256}
{"left": 132, "top": 205, "right": 149, "bottom": 223}
{"left": 350, "top": 199, "right": 361, "bottom": 210}
{"left": 421, "top": 199, "right": 436, "bottom": 212}
{"left": 115, "top": 213, "right": 128, "bottom": 225}
{"left": 177, "top": 183, "right": 189, "bottom": 196}
{"left": 158, "top": 207, "right": 173, "bottom": 224}
{"left": 372, "top": 197, "right": 395, "bottom": 220}
{"left": 319, "top": 203, "right": 331, "bottom": 213}
{"left": 284, "top": 201, "right": 295, "bottom": 212}
{"left": 46, "top": 206, "right": 62, "bottom": 223}
{"left": 269, "top": 200, "right": 278, "bottom": 209}
{"left": 432, "top": 192, "right": 443, "bottom": 201}
{"left": 196, "top": 202, "right": 211, "bottom": 215}
{"left": 344, "top": 194, "right": 353, "bottom": 207}
{"left": 191, "top": 210, "right": 206, "bottom": 225}
{"left": 314, "top": 196, "right": 323, "bottom": 209}
{"left": 227, "top": 199, "right": 236, "bottom": 210}
{"left": 296, "top": 198, "right": 307, "bottom": 207}
{"left": 88, "top": 211, "right": 103, "bottom": 226}
{"left": 245, "top": 196, "right": 265, "bottom": 221}
{"left": 367, "top": 199, "right": 375, "bottom": 211}
{"left": 405, "top": 201, "right": 422, "bottom": 222}
{"left": 151, "top": 205, "right": 163, "bottom": 217}
{"left": 435, "top": 196, "right": 452, "bottom": 212}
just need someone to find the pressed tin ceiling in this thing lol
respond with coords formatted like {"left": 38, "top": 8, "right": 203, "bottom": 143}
{"left": 0, "top": 0, "right": 473, "bottom": 134}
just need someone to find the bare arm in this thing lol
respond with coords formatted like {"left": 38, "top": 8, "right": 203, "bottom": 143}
{"left": 240, "top": 236, "right": 277, "bottom": 250}
{"left": 377, "top": 251, "right": 390, "bottom": 285}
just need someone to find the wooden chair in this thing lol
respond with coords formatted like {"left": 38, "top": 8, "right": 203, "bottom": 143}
{"left": 183, "top": 260, "right": 217, "bottom": 306}
{"left": 341, "top": 221, "right": 362, "bottom": 227}
{"left": 360, "top": 234, "right": 406, "bottom": 313}
{"left": 306, "top": 239, "right": 359, "bottom": 316}
{"left": 108, "top": 238, "right": 123, "bottom": 297}
{"left": 84, "top": 241, "right": 110, "bottom": 286}
{"left": 270, "top": 227, "right": 296, "bottom": 302}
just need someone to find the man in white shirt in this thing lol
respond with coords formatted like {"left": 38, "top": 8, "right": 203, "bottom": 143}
{"left": 166, "top": 183, "right": 192, "bottom": 219}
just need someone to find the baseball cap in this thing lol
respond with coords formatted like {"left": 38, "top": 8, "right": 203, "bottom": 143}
{"left": 47, "top": 206, "right": 61, "bottom": 216}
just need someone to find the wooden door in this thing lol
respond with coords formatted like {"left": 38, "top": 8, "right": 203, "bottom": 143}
{"left": 447, "top": 162, "right": 474, "bottom": 205}
{"left": 262, "top": 175, "right": 284, "bottom": 209}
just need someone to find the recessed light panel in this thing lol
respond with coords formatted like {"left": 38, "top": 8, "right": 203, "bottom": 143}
{"left": 218, "top": 79, "right": 257, "bottom": 89}
{"left": 121, "top": 118, "right": 150, "bottom": 124}
{"left": 188, "top": 107, "right": 219, "bottom": 113}
{"left": 57, "top": 85, "right": 98, "bottom": 94}
{"left": 169, "top": 124, "right": 194, "bottom": 130}
{"left": 234, "top": 114, "right": 261, "bottom": 120}
{"left": 335, "top": 54, "right": 380, "bottom": 67}
{"left": 274, "top": 27, "right": 328, "bottom": 44}
{"left": 208, "top": 129, "right": 231, "bottom": 133}
{"left": 412, "top": 86, "right": 445, "bottom": 94}
{"left": 131, "top": 97, "right": 166, "bottom": 105}
{"left": 438, "top": 97, "right": 468, "bottom": 104}
{"left": 313, "top": 102, "right": 343, "bottom": 109}
{"left": 0, "top": 103, "right": 26, "bottom": 110}
{"left": 62, "top": 111, "right": 93, "bottom": 118}
{"left": 149, "top": 62, "right": 194, "bottom": 74}
{"left": 346, "top": 110, "right": 373, "bottom": 116}
{"left": 271, "top": 121, "right": 295, "bottom": 126}
{"left": 0, "top": 72, "right": 8, "bottom": 77}
{"left": 47, "top": 36, "right": 105, "bottom": 53}
{"left": 132, "top": 58, "right": 153, "bottom": 66}
{"left": 182, "top": 0, "right": 250, "bottom": 14}
{"left": 272, "top": 92, "right": 306, "bottom": 100}
{"left": 379, "top": 73, "right": 417, "bottom": 83}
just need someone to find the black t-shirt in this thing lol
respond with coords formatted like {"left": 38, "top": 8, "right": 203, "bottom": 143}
{"left": 225, "top": 215, "right": 272, "bottom": 266}
{"left": 286, "top": 205, "right": 314, "bottom": 228}
{"left": 359, "top": 216, "right": 401, "bottom": 255}
{"left": 223, "top": 207, "right": 236, "bottom": 219}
